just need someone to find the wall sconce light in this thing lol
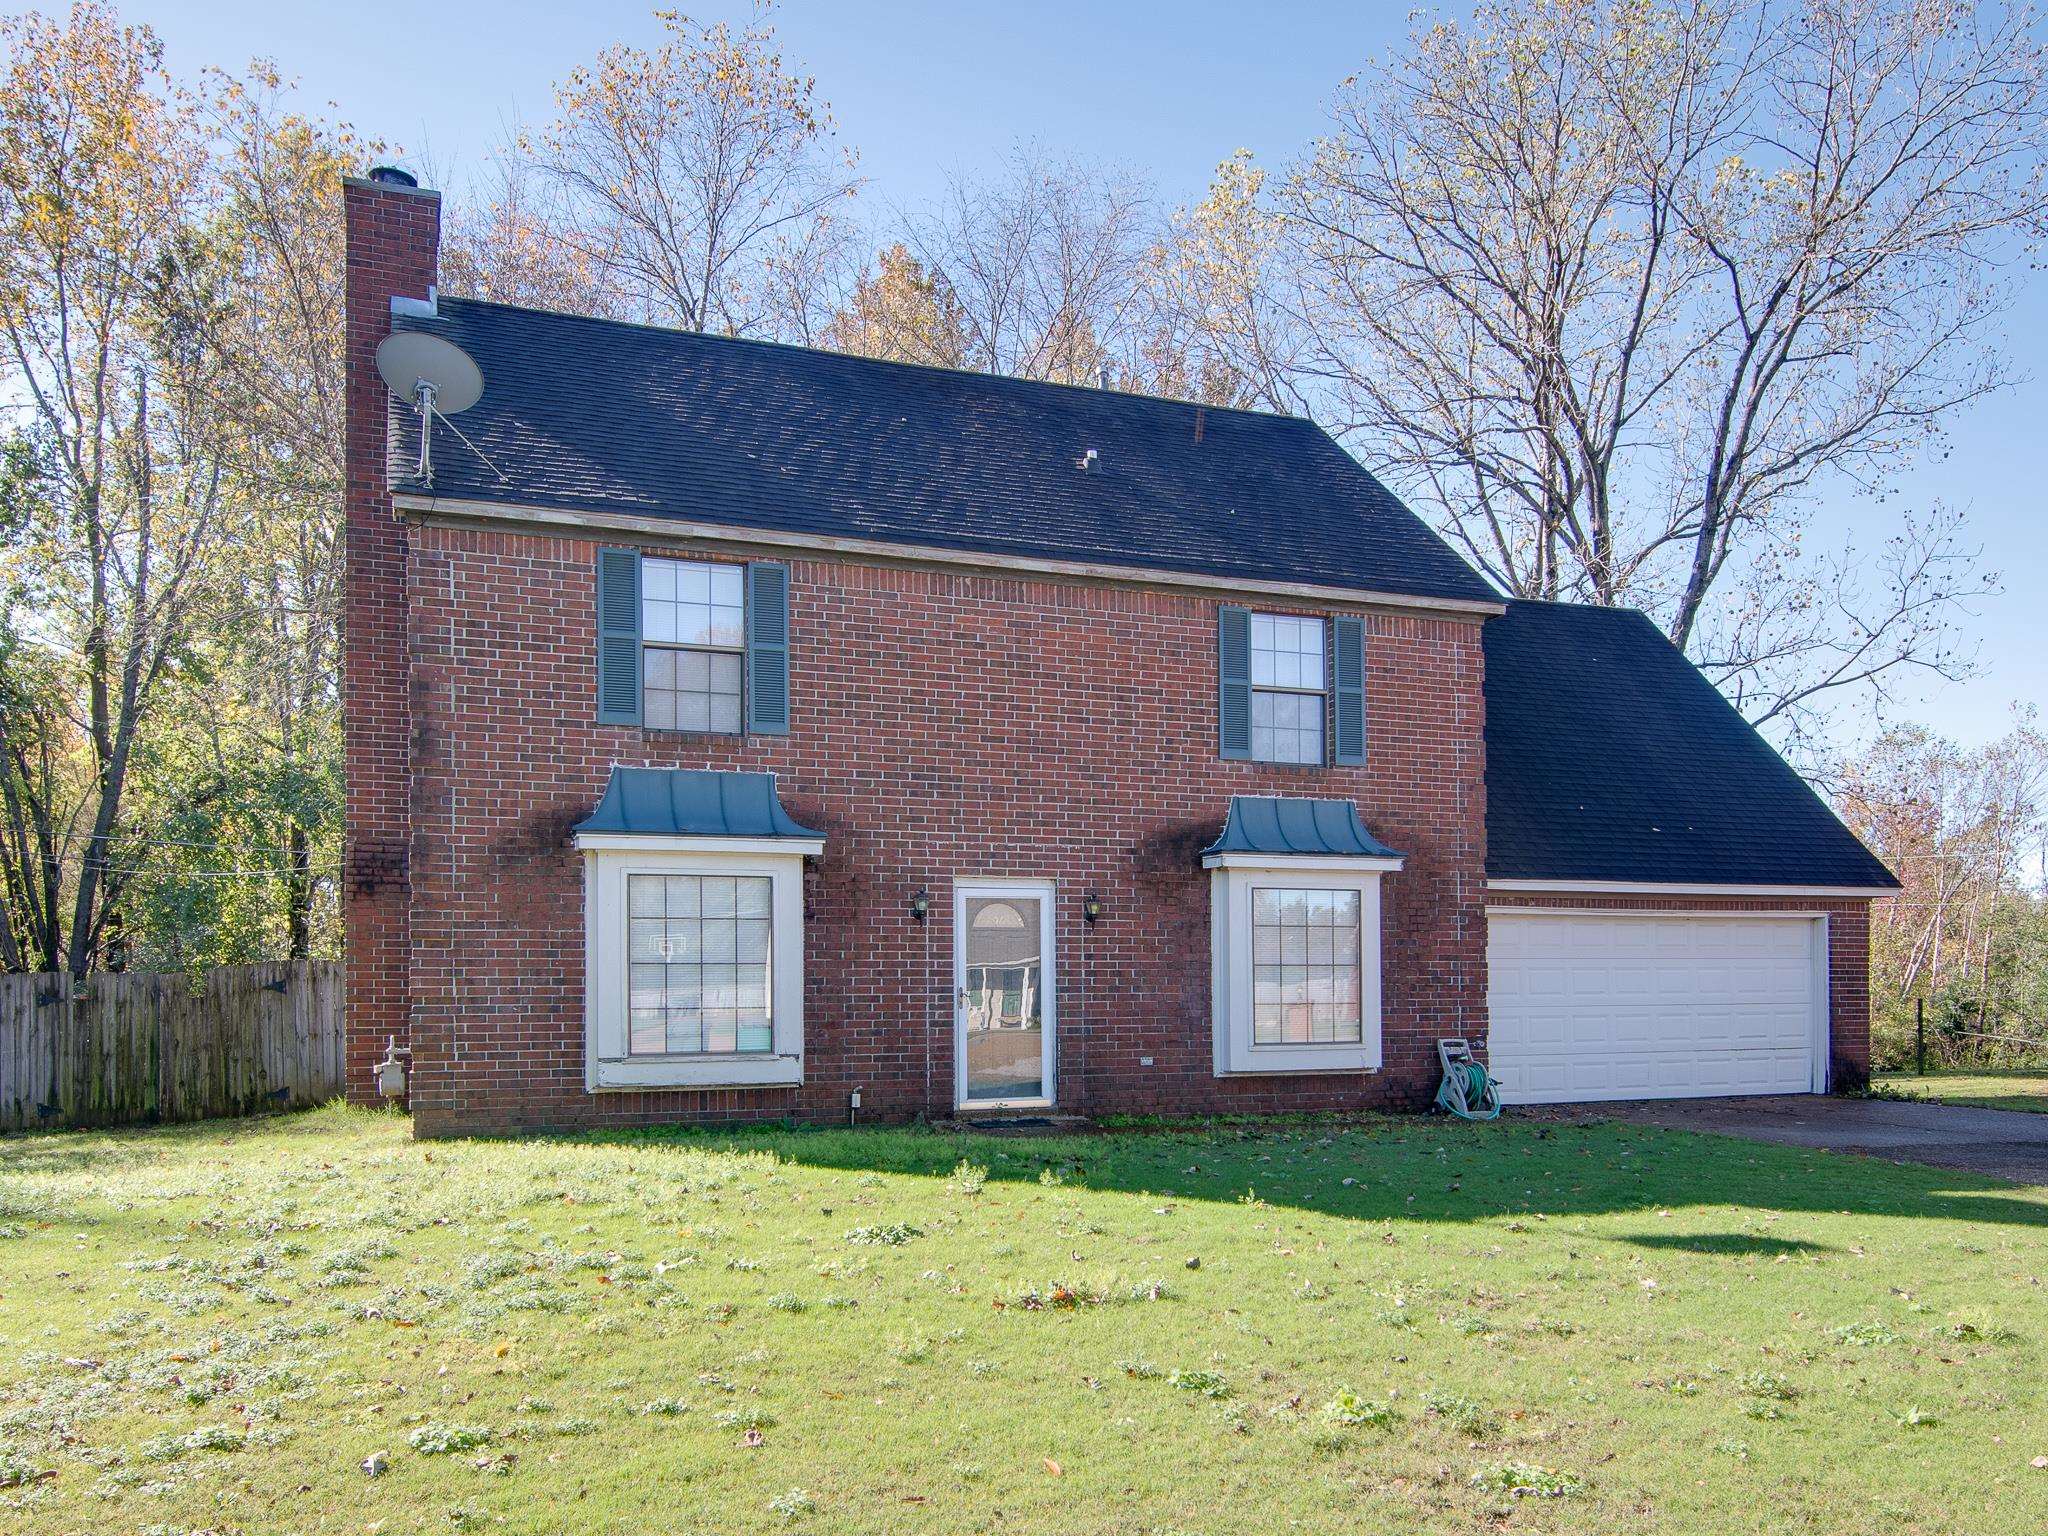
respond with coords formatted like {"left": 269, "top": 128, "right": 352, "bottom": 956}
{"left": 1083, "top": 891, "right": 1103, "bottom": 926}
{"left": 909, "top": 887, "right": 931, "bottom": 923}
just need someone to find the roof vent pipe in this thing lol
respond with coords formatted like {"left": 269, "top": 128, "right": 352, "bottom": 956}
{"left": 368, "top": 164, "right": 419, "bottom": 188}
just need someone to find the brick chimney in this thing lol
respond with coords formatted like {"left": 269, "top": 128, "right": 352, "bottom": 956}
{"left": 342, "top": 167, "right": 439, "bottom": 1104}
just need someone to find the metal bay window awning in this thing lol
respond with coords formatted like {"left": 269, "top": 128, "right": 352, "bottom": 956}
{"left": 1201, "top": 795, "right": 1404, "bottom": 870}
{"left": 572, "top": 767, "right": 825, "bottom": 854}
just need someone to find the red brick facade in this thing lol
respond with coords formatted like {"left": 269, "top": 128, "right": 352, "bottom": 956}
{"left": 342, "top": 175, "right": 440, "bottom": 1103}
{"left": 341, "top": 180, "right": 1878, "bottom": 1134}
{"left": 397, "top": 521, "right": 1488, "bottom": 1135}
{"left": 1484, "top": 890, "right": 1872, "bottom": 1090}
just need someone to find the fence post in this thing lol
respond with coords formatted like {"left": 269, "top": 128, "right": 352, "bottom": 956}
{"left": 1916, "top": 996, "right": 1925, "bottom": 1078}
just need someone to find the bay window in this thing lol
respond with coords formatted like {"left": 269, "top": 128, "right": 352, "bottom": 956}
{"left": 1203, "top": 795, "right": 1403, "bottom": 1076}
{"left": 575, "top": 767, "right": 824, "bottom": 1092}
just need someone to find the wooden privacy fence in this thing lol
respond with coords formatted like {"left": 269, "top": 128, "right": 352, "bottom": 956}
{"left": 0, "top": 960, "right": 342, "bottom": 1132}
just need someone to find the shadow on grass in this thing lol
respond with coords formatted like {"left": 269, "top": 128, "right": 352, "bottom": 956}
{"left": 567, "top": 1114, "right": 2048, "bottom": 1234}
{"left": 1614, "top": 1231, "right": 1833, "bottom": 1257}
{"left": 8, "top": 1103, "right": 2048, "bottom": 1238}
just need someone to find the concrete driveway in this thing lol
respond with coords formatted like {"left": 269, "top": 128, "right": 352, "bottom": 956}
{"left": 1530, "top": 1095, "right": 2048, "bottom": 1184}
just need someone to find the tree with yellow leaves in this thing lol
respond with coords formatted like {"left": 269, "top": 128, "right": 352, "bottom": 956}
{"left": 0, "top": 1, "right": 219, "bottom": 973}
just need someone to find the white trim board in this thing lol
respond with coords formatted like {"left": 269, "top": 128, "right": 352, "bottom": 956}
{"left": 393, "top": 492, "right": 1507, "bottom": 619}
{"left": 573, "top": 833, "right": 825, "bottom": 857}
{"left": 1487, "top": 878, "right": 1889, "bottom": 899}
{"left": 1204, "top": 853, "right": 1404, "bottom": 873}
{"left": 1487, "top": 904, "right": 1828, "bottom": 921}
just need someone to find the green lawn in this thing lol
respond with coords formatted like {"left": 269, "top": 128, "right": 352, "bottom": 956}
{"left": 2, "top": 1107, "right": 2046, "bottom": 1534}
{"left": 1874, "top": 1068, "right": 2048, "bottom": 1115}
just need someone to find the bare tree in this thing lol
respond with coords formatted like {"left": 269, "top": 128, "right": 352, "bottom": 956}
{"left": 899, "top": 147, "right": 1156, "bottom": 385}
{"left": 1142, "top": 149, "right": 1316, "bottom": 412}
{"left": 1192, "top": 0, "right": 2044, "bottom": 749}
{"left": 441, "top": 150, "right": 628, "bottom": 319}
{"left": 522, "top": 2, "right": 862, "bottom": 336}
{"left": 751, "top": 202, "right": 864, "bottom": 346}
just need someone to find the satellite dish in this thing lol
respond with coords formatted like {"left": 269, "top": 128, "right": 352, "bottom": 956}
{"left": 376, "top": 332, "right": 497, "bottom": 487}
{"left": 376, "top": 332, "right": 483, "bottom": 414}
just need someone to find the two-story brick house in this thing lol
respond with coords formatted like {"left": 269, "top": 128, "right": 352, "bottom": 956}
{"left": 342, "top": 170, "right": 1896, "bottom": 1138}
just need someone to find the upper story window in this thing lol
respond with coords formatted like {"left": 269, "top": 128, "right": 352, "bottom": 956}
{"left": 1249, "top": 612, "right": 1325, "bottom": 765}
{"left": 596, "top": 549, "right": 790, "bottom": 735}
{"left": 1219, "top": 606, "right": 1364, "bottom": 768}
{"left": 642, "top": 557, "right": 744, "bottom": 733}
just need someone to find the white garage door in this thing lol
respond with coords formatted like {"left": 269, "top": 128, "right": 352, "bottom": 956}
{"left": 1487, "top": 912, "right": 1823, "bottom": 1104}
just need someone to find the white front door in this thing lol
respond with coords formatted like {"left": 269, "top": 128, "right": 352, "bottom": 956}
{"left": 955, "top": 882, "right": 1056, "bottom": 1109}
{"left": 1487, "top": 911, "right": 1826, "bottom": 1104}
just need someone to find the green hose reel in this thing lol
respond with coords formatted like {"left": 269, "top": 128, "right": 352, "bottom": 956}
{"left": 1435, "top": 1039, "right": 1502, "bottom": 1121}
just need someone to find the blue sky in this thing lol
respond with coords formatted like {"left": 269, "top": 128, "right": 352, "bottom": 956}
{"left": 126, "top": 0, "right": 2046, "bottom": 751}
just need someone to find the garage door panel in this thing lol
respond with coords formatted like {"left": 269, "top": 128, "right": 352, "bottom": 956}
{"left": 1489, "top": 913, "right": 1821, "bottom": 1105}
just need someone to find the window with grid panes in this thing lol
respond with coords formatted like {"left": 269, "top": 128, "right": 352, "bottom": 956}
{"left": 1249, "top": 613, "right": 1325, "bottom": 764}
{"left": 1249, "top": 887, "right": 1363, "bottom": 1044}
{"left": 641, "top": 557, "right": 745, "bottom": 733}
{"left": 625, "top": 873, "right": 773, "bottom": 1054}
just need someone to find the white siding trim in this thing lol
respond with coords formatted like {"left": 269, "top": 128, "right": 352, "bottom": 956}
{"left": 573, "top": 832, "right": 825, "bottom": 856}
{"left": 1205, "top": 852, "right": 1404, "bottom": 873}
{"left": 1487, "top": 878, "right": 1888, "bottom": 898}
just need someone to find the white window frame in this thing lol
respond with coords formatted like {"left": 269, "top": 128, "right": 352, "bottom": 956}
{"left": 640, "top": 555, "right": 746, "bottom": 735}
{"left": 1248, "top": 611, "right": 1327, "bottom": 766}
{"left": 578, "top": 834, "right": 818, "bottom": 1090}
{"left": 1205, "top": 852, "right": 1401, "bottom": 1076}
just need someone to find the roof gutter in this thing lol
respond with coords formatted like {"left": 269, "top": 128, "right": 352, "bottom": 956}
{"left": 1487, "top": 878, "right": 1897, "bottom": 898}
{"left": 391, "top": 492, "right": 1509, "bottom": 620}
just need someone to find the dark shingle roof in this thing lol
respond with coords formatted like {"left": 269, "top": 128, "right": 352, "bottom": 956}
{"left": 1203, "top": 796, "right": 1404, "bottom": 861}
{"left": 574, "top": 768, "right": 823, "bottom": 842}
{"left": 391, "top": 298, "right": 1499, "bottom": 605}
{"left": 1483, "top": 601, "right": 1897, "bottom": 888}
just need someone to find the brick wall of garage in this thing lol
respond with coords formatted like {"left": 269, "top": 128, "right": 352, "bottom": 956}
{"left": 1483, "top": 891, "right": 1873, "bottom": 1090}
{"left": 390, "top": 519, "right": 1491, "bottom": 1137}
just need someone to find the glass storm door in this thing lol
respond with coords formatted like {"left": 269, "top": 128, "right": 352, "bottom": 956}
{"left": 955, "top": 884, "right": 1056, "bottom": 1108}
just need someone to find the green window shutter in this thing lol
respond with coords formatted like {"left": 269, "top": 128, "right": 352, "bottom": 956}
{"left": 1218, "top": 605, "right": 1251, "bottom": 759}
{"left": 1332, "top": 614, "right": 1366, "bottom": 765}
{"left": 745, "top": 561, "right": 791, "bottom": 735}
{"left": 596, "top": 547, "right": 642, "bottom": 725}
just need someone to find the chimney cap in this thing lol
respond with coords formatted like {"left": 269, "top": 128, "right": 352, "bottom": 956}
{"left": 368, "top": 164, "right": 419, "bottom": 189}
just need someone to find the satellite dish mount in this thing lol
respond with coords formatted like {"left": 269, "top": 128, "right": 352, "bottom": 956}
{"left": 374, "top": 331, "right": 501, "bottom": 487}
